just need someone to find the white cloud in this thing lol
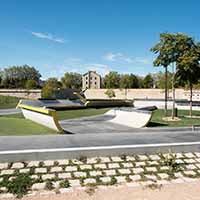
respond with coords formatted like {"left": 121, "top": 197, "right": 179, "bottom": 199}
{"left": 134, "top": 57, "right": 151, "bottom": 64}
{"left": 87, "top": 63, "right": 110, "bottom": 75}
{"left": 103, "top": 52, "right": 123, "bottom": 61}
{"left": 44, "top": 58, "right": 111, "bottom": 79}
{"left": 31, "top": 31, "right": 66, "bottom": 43}
{"left": 103, "top": 52, "right": 152, "bottom": 65}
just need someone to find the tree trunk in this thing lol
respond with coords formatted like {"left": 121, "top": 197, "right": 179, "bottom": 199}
{"left": 189, "top": 83, "right": 193, "bottom": 117}
{"left": 172, "top": 62, "right": 176, "bottom": 119}
{"left": 164, "top": 66, "right": 168, "bottom": 117}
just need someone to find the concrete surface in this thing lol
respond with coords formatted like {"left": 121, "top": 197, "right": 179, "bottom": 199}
{"left": 0, "top": 108, "right": 21, "bottom": 115}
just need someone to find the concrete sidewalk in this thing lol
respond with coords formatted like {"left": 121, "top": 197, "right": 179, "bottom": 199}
{"left": 0, "top": 128, "right": 200, "bottom": 162}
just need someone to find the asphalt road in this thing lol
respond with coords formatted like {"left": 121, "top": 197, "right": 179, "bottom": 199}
{"left": 0, "top": 128, "right": 200, "bottom": 151}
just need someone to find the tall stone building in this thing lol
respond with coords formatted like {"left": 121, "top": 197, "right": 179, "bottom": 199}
{"left": 82, "top": 71, "right": 101, "bottom": 90}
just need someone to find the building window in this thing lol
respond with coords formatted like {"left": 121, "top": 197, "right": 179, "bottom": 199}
{"left": 86, "top": 77, "right": 88, "bottom": 80}
{"left": 86, "top": 81, "right": 88, "bottom": 85}
{"left": 95, "top": 82, "right": 97, "bottom": 85}
{"left": 90, "top": 77, "right": 93, "bottom": 80}
{"left": 95, "top": 77, "right": 97, "bottom": 80}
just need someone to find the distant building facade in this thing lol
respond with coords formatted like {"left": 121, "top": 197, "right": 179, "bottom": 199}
{"left": 82, "top": 71, "right": 101, "bottom": 90}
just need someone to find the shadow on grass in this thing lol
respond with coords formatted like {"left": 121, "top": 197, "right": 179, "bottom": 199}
{"left": 147, "top": 122, "right": 167, "bottom": 127}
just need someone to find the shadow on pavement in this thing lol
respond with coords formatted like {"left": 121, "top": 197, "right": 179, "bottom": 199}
{"left": 147, "top": 122, "right": 167, "bottom": 127}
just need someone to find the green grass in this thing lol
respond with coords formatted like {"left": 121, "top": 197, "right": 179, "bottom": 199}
{"left": 149, "top": 109, "right": 200, "bottom": 127}
{"left": 0, "top": 95, "right": 20, "bottom": 109}
{"left": 0, "top": 117, "right": 56, "bottom": 136}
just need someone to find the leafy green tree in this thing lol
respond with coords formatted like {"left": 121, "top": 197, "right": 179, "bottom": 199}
{"left": 61, "top": 72, "right": 82, "bottom": 89}
{"left": 120, "top": 74, "right": 130, "bottom": 89}
{"left": 129, "top": 74, "right": 140, "bottom": 88}
{"left": 104, "top": 71, "right": 120, "bottom": 88}
{"left": 137, "top": 76, "right": 144, "bottom": 88}
{"left": 1, "top": 65, "right": 41, "bottom": 88}
{"left": 142, "top": 74, "right": 154, "bottom": 88}
{"left": 0, "top": 70, "right": 2, "bottom": 88}
{"left": 153, "top": 71, "right": 173, "bottom": 89}
{"left": 119, "top": 74, "right": 140, "bottom": 88}
{"left": 41, "top": 78, "right": 61, "bottom": 99}
{"left": 152, "top": 32, "right": 200, "bottom": 117}
{"left": 151, "top": 33, "right": 180, "bottom": 117}
{"left": 176, "top": 45, "right": 200, "bottom": 117}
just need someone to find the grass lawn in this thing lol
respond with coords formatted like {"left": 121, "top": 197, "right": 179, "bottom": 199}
{"left": 0, "top": 117, "right": 56, "bottom": 136}
{"left": 1, "top": 108, "right": 200, "bottom": 136}
{"left": 0, "top": 95, "right": 20, "bottom": 109}
{"left": 149, "top": 109, "right": 200, "bottom": 127}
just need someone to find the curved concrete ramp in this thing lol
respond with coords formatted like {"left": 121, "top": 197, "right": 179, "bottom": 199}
{"left": 105, "top": 109, "right": 153, "bottom": 128}
{"left": 17, "top": 99, "right": 154, "bottom": 132}
{"left": 17, "top": 101, "right": 63, "bottom": 132}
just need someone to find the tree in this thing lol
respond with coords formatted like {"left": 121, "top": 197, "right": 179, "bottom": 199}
{"left": 104, "top": 71, "right": 120, "bottom": 88}
{"left": 61, "top": 72, "right": 82, "bottom": 89}
{"left": 119, "top": 74, "right": 140, "bottom": 88}
{"left": 151, "top": 33, "right": 179, "bottom": 117}
{"left": 41, "top": 78, "right": 62, "bottom": 99}
{"left": 120, "top": 74, "right": 130, "bottom": 89}
{"left": 1, "top": 65, "right": 41, "bottom": 88}
{"left": 25, "top": 79, "right": 38, "bottom": 89}
{"left": 152, "top": 32, "right": 200, "bottom": 118}
{"left": 0, "top": 70, "right": 2, "bottom": 88}
{"left": 129, "top": 74, "right": 140, "bottom": 88}
{"left": 142, "top": 74, "right": 154, "bottom": 88}
{"left": 153, "top": 71, "right": 173, "bottom": 89}
{"left": 176, "top": 45, "right": 200, "bottom": 117}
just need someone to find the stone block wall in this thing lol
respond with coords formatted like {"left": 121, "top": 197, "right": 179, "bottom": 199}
{"left": 0, "top": 89, "right": 41, "bottom": 99}
{"left": 85, "top": 89, "right": 200, "bottom": 101}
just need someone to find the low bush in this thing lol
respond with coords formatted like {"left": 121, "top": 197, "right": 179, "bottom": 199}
{"left": 6, "top": 173, "right": 33, "bottom": 198}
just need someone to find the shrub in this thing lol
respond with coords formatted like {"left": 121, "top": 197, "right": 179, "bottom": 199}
{"left": 104, "top": 89, "right": 116, "bottom": 99}
{"left": 6, "top": 173, "right": 33, "bottom": 198}
{"left": 59, "top": 180, "right": 70, "bottom": 188}
{"left": 41, "top": 78, "right": 61, "bottom": 99}
{"left": 25, "top": 79, "right": 38, "bottom": 89}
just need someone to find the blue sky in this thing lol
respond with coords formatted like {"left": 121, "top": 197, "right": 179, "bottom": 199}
{"left": 0, "top": 0, "right": 200, "bottom": 79}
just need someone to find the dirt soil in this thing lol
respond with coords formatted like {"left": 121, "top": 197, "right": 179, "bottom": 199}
{"left": 7, "top": 180, "right": 200, "bottom": 200}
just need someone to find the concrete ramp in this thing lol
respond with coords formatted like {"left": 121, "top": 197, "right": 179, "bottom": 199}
{"left": 17, "top": 101, "right": 63, "bottom": 132}
{"left": 17, "top": 99, "right": 155, "bottom": 132}
{"left": 105, "top": 109, "right": 153, "bottom": 128}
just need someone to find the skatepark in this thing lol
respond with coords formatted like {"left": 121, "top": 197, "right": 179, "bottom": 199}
{"left": 17, "top": 99, "right": 156, "bottom": 132}
{"left": 0, "top": 97, "right": 199, "bottom": 162}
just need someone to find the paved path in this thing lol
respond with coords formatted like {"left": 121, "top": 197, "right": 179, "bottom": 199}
{"left": 0, "top": 108, "right": 21, "bottom": 115}
{"left": 0, "top": 128, "right": 200, "bottom": 151}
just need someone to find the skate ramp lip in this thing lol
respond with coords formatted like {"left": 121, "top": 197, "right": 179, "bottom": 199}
{"left": 19, "top": 99, "right": 84, "bottom": 110}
